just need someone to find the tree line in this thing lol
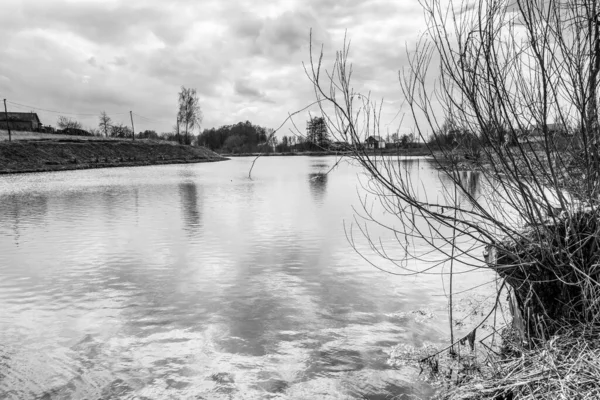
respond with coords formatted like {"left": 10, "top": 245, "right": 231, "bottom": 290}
{"left": 50, "top": 94, "right": 340, "bottom": 154}
{"left": 198, "top": 117, "right": 335, "bottom": 154}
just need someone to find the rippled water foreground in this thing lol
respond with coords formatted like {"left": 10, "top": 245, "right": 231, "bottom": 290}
{"left": 0, "top": 156, "right": 490, "bottom": 399}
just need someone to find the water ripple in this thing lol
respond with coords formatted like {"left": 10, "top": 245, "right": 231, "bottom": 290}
{"left": 0, "top": 157, "right": 488, "bottom": 399}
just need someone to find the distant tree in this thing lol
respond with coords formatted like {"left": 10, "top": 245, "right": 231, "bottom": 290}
{"left": 178, "top": 86, "right": 203, "bottom": 145}
{"left": 110, "top": 123, "right": 132, "bottom": 138}
{"left": 306, "top": 116, "right": 329, "bottom": 150}
{"left": 138, "top": 130, "right": 159, "bottom": 139}
{"left": 222, "top": 134, "right": 246, "bottom": 153}
{"left": 400, "top": 134, "right": 410, "bottom": 147}
{"left": 98, "top": 111, "right": 112, "bottom": 137}
{"left": 160, "top": 132, "right": 178, "bottom": 142}
{"left": 57, "top": 116, "right": 82, "bottom": 130}
{"left": 198, "top": 121, "right": 270, "bottom": 152}
{"left": 88, "top": 127, "right": 101, "bottom": 136}
{"left": 276, "top": 135, "right": 291, "bottom": 152}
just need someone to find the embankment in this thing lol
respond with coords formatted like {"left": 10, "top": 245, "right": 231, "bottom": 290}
{"left": 0, "top": 139, "right": 226, "bottom": 174}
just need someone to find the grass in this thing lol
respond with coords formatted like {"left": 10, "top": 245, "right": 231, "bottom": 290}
{"left": 0, "top": 129, "right": 126, "bottom": 141}
{"left": 0, "top": 130, "right": 224, "bottom": 173}
{"left": 440, "top": 324, "right": 600, "bottom": 400}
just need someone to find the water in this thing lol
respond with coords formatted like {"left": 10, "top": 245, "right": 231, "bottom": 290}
{"left": 0, "top": 156, "right": 490, "bottom": 399}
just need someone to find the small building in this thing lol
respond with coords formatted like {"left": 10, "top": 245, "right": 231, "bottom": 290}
{"left": 365, "top": 135, "right": 386, "bottom": 149}
{"left": 0, "top": 112, "right": 42, "bottom": 131}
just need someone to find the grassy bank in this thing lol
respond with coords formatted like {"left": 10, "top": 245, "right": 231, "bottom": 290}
{"left": 0, "top": 133, "right": 225, "bottom": 174}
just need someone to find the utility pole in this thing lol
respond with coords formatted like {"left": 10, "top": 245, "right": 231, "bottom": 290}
{"left": 130, "top": 111, "right": 135, "bottom": 141}
{"left": 176, "top": 116, "right": 180, "bottom": 144}
{"left": 3, "top": 99, "right": 11, "bottom": 142}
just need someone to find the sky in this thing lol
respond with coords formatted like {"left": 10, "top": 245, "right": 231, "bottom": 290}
{"left": 0, "top": 0, "right": 428, "bottom": 139}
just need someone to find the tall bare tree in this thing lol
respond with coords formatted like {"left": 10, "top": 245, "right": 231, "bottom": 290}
{"left": 178, "top": 86, "right": 203, "bottom": 145}
{"left": 98, "top": 111, "right": 111, "bottom": 137}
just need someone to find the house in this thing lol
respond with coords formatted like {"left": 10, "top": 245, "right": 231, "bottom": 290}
{"left": 365, "top": 135, "right": 386, "bottom": 149}
{"left": 0, "top": 112, "right": 42, "bottom": 131}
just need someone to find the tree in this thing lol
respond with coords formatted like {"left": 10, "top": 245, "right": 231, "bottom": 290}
{"left": 57, "top": 116, "right": 82, "bottom": 130}
{"left": 98, "top": 111, "right": 112, "bottom": 137}
{"left": 307, "top": 0, "right": 600, "bottom": 357}
{"left": 139, "top": 130, "right": 159, "bottom": 139}
{"left": 276, "top": 135, "right": 291, "bottom": 152}
{"left": 178, "top": 86, "right": 203, "bottom": 145}
{"left": 198, "top": 121, "right": 270, "bottom": 152}
{"left": 110, "top": 123, "right": 132, "bottom": 138}
{"left": 222, "top": 134, "right": 246, "bottom": 153}
{"left": 306, "top": 116, "right": 329, "bottom": 150}
{"left": 399, "top": 133, "right": 411, "bottom": 147}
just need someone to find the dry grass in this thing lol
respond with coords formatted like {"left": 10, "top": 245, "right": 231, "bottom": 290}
{"left": 0, "top": 130, "right": 184, "bottom": 146}
{"left": 439, "top": 325, "right": 600, "bottom": 400}
{"left": 0, "top": 129, "right": 121, "bottom": 141}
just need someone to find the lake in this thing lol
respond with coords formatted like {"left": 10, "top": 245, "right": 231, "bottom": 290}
{"left": 0, "top": 156, "right": 492, "bottom": 399}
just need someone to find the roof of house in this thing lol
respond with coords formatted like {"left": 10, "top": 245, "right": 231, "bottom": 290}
{"left": 0, "top": 112, "right": 41, "bottom": 123}
{"left": 366, "top": 135, "right": 385, "bottom": 142}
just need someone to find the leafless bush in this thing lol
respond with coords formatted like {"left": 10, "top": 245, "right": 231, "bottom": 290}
{"left": 306, "top": 0, "right": 600, "bottom": 350}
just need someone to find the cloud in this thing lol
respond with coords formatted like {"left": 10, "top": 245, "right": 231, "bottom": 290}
{"left": 111, "top": 57, "right": 128, "bottom": 67}
{"left": 0, "top": 0, "right": 427, "bottom": 136}
{"left": 234, "top": 79, "right": 266, "bottom": 99}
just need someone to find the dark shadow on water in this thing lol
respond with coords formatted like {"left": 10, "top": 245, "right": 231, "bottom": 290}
{"left": 178, "top": 181, "right": 203, "bottom": 235}
{"left": 461, "top": 170, "right": 481, "bottom": 198}
{"left": 0, "top": 193, "right": 48, "bottom": 244}
{"left": 397, "top": 157, "right": 421, "bottom": 174}
{"left": 437, "top": 169, "right": 482, "bottom": 201}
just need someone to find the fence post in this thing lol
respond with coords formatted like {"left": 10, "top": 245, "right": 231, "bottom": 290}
{"left": 3, "top": 99, "right": 11, "bottom": 142}
{"left": 130, "top": 111, "right": 135, "bottom": 141}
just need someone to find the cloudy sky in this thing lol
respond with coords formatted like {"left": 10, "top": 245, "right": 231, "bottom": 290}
{"left": 0, "top": 0, "right": 427, "bottom": 138}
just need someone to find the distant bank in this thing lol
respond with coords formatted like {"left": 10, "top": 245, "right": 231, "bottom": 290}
{"left": 0, "top": 136, "right": 225, "bottom": 174}
{"left": 220, "top": 146, "right": 432, "bottom": 158}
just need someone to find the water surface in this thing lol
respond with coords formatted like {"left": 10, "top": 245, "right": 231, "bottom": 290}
{"left": 0, "top": 156, "right": 490, "bottom": 399}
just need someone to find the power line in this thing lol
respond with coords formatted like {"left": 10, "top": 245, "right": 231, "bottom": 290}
{"left": 6, "top": 100, "right": 127, "bottom": 117}
{"left": 133, "top": 112, "right": 172, "bottom": 124}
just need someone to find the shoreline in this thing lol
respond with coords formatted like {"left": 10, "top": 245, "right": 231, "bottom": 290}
{"left": 0, "top": 157, "right": 226, "bottom": 175}
{"left": 220, "top": 148, "right": 433, "bottom": 157}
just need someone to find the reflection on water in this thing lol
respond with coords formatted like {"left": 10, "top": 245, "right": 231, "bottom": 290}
{"left": 0, "top": 193, "right": 48, "bottom": 245}
{"left": 308, "top": 173, "right": 328, "bottom": 204}
{"left": 436, "top": 167, "right": 483, "bottom": 200}
{"left": 179, "top": 181, "right": 203, "bottom": 235}
{"left": 0, "top": 156, "right": 485, "bottom": 400}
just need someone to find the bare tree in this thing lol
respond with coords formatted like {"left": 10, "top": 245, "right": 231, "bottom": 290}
{"left": 306, "top": 0, "right": 600, "bottom": 354}
{"left": 178, "top": 86, "right": 203, "bottom": 145}
{"left": 98, "top": 111, "right": 111, "bottom": 137}
{"left": 57, "top": 116, "right": 82, "bottom": 130}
